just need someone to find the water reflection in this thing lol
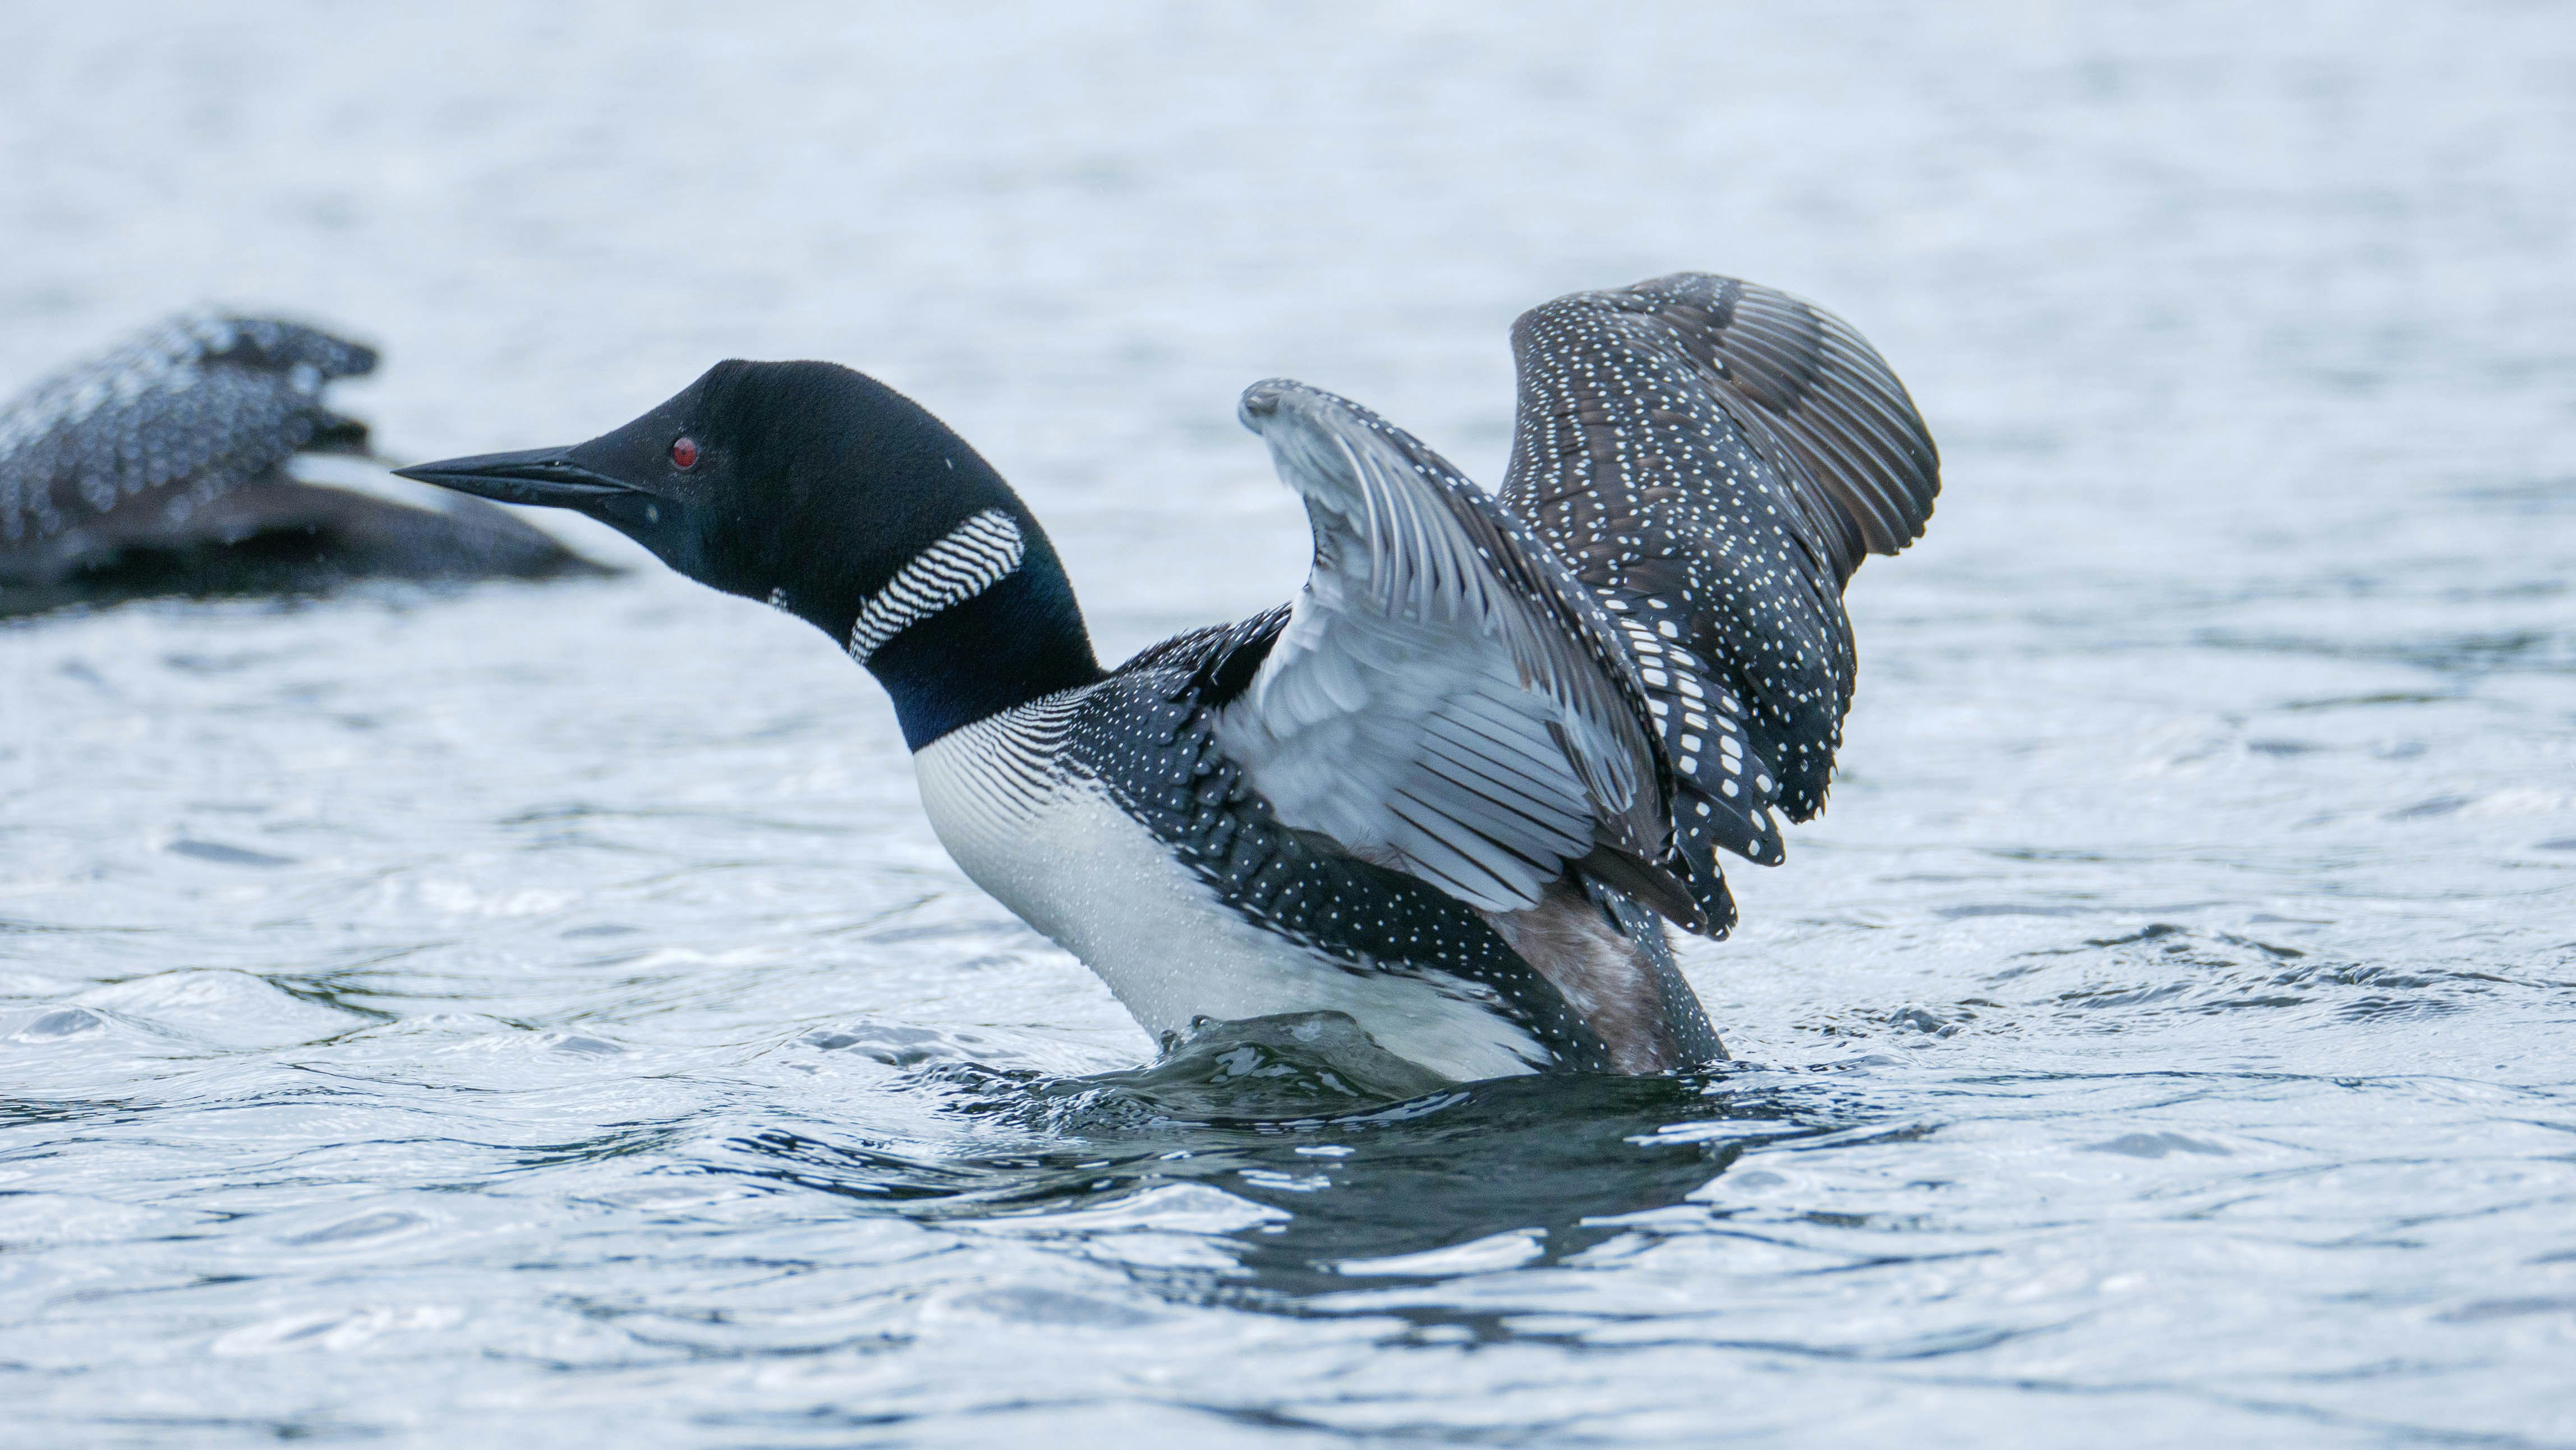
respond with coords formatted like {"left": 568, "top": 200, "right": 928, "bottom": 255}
{"left": 726, "top": 1014, "right": 1843, "bottom": 1309}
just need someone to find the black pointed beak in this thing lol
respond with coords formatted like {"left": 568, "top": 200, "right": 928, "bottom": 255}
{"left": 393, "top": 447, "right": 640, "bottom": 509}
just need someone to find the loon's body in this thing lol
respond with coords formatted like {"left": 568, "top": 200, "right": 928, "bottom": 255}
{"left": 405, "top": 274, "right": 1939, "bottom": 1080}
{"left": 909, "top": 637, "right": 1691, "bottom": 1076}
{"left": 0, "top": 314, "right": 600, "bottom": 616}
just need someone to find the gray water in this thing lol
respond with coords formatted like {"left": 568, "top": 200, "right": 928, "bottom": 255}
{"left": 5, "top": 4, "right": 2574, "bottom": 1445}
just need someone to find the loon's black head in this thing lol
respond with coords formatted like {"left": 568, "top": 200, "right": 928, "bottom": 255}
{"left": 399, "top": 361, "right": 963, "bottom": 602}
{"left": 399, "top": 360, "right": 1101, "bottom": 746}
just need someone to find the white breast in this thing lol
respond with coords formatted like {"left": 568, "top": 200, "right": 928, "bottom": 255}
{"left": 910, "top": 695, "right": 1548, "bottom": 1081}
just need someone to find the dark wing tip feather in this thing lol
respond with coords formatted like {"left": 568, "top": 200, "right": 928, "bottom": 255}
{"left": 1546, "top": 273, "right": 1941, "bottom": 582}
{"left": 1628, "top": 281, "right": 1937, "bottom": 577}
{"left": 1496, "top": 271, "right": 1936, "bottom": 900}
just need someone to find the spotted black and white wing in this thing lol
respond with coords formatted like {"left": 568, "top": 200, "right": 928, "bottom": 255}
{"left": 1499, "top": 272, "right": 1940, "bottom": 929}
{"left": 0, "top": 314, "right": 377, "bottom": 554}
{"left": 1215, "top": 379, "right": 1703, "bottom": 931}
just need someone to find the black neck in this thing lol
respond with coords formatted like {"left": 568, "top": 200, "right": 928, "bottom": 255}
{"left": 852, "top": 536, "right": 1103, "bottom": 749}
{"left": 678, "top": 361, "right": 1106, "bottom": 749}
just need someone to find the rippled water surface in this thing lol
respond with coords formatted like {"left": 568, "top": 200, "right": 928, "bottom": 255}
{"left": 6, "top": 4, "right": 2575, "bottom": 1445}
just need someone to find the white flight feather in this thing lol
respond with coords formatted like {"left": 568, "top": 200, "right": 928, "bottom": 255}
{"left": 1215, "top": 386, "right": 1663, "bottom": 915}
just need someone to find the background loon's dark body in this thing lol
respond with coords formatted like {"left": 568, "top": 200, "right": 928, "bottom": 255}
{"left": 0, "top": 314, "right": 602, "bottom": 617}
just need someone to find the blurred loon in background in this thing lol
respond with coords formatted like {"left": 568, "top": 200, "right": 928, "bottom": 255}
{"left": 402, "top": 274, "right": 1939, "bottom": 1080}
{"left": 0, "top": 314, "right": 602, "bottom": 616}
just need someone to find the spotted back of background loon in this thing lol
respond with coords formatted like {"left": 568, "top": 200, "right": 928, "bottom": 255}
{"left": 0, "top": 313, "right": 601, "bottom": 615}
{"left": 401, "top": 273, "right": 1940, "bottom": 1080}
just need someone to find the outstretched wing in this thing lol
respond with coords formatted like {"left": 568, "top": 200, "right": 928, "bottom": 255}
{"left": 1214, "top": 379, "right": 1703, "bottom": 930}
{"left": 1, "top": 315, "right": 378, "bottom": 553}
{"left": 1499, "top": 273, "right": 1939, "bottom": 926}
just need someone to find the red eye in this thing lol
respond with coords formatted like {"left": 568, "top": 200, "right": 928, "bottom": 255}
{"left": 670, "top": 437, "right": 700, "bottom": 469}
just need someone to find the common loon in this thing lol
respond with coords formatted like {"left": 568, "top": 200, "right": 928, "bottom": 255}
{"left": 402, "top": 274, "right": 1939, "bottom": 1079}
{"left": 0, "top": 313, "right": 602, "bottom": 616}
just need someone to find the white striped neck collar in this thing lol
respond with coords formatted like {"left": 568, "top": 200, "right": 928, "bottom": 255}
{"left": 847, "top": 508, "right": 1027, "bottom": 663}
